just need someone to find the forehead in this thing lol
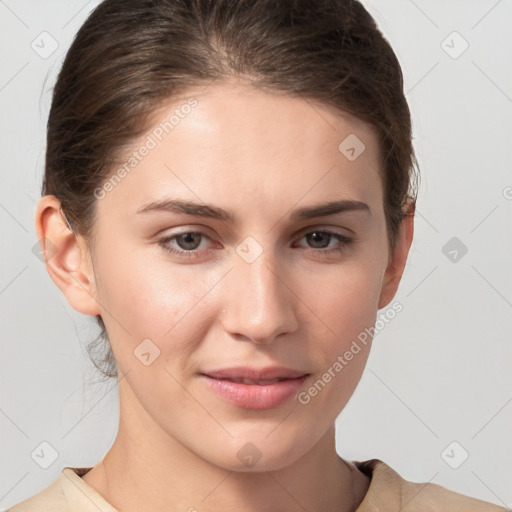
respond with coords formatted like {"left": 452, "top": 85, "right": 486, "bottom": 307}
{"left": 98, "top": 79, "right": 383, "bottom": 224}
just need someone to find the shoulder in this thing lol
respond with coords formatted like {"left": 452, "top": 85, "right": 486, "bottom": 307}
{"left": 353, "top": 458, "right": 509, "bottom": 512}
{"left": 6, "top": 473, "right": 67, "bottom": 512}
{"left": 6, "top": 467, "right": 117, "bottom": 512}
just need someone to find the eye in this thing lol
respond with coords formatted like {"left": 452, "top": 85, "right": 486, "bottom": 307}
{"left": 158, "top": 231, "right": 213, "bottom": 259}
{"left": 294, "top": 230, "right": 353, "bottom": 255}
{"left": 157, "top": 229, "right": 353, "bottom": 260}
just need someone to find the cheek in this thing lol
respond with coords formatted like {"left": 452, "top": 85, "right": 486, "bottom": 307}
{"left": 95, "top": 258, "right": 235, "bottom": 384}
{"left": 298, "top": 269, "right": 379, "bottom": 411}
{"left": 300, "top": 258, "right": 383, "bottom": 396}
{"left": 309, "top": 260, "right": 383, "bottom": 331}
{"left": 91, "top": 240, "right": 210, "bottom": 359}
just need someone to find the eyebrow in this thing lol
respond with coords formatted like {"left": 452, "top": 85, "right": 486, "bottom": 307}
{"left": 136, "top": 198, "right": 371, "bottom": 222}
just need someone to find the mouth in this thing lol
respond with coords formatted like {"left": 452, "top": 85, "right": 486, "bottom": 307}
{"left": 208, "top": 376, "right": 291, "bottom": 385}
{"left": 202, "top": 365, "right": 309, "bottom": 381}
{"left": 199, "top": 367, "right": 310, "bottom": 410}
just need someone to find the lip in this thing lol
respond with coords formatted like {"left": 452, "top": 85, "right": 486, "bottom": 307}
{"left": 203, "top": 366, "right": 309, "bottom": 381}
{"left": 200, "top": 366, "right": 310, "bottom": 410}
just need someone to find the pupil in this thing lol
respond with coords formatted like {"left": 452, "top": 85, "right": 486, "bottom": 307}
{"left": 309, "top": 232, "right": 329, "bottom": 248}
{"left": 180, "top": 233, "right": 200, "bottom": 250}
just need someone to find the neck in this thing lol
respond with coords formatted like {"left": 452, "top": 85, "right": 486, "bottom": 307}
{"left": 83, "top": 381, "right": 369, "bottom": 512}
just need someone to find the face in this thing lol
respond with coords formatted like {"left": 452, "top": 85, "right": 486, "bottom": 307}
{"left": 69, "top": 80, "right": 405, "bottom": 471}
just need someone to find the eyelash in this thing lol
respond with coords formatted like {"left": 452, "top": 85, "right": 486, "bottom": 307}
{"left": 157, "top": 230, "right": 353, "bottom": 260}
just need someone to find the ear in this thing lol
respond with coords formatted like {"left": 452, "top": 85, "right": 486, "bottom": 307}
{"left": 34, "top": 195, "right": 101, "bottom": 316}
{"left": 377, "top": 199, "right": 415, "bottom": 310}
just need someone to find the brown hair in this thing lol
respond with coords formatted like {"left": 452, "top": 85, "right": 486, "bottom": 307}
{"left": 43, "top": 0, "right": 419, "bottom": 380}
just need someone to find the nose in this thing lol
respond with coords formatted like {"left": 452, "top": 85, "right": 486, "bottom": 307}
{"left": 220, "top": 248, "right": 298, "bottom": 345}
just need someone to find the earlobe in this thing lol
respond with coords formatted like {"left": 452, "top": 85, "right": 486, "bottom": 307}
{"left": 377, "top": 200, "right": 415, "bottom": 310}
{"left": 35, "top": 195, "right": 101, "bottom": 316}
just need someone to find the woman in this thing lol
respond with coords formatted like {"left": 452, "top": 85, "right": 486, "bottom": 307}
{"left": 7, "top": 0, "right": 507, "bottom": 510}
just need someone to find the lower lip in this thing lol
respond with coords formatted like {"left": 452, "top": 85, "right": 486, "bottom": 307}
{"left": 201, "top": 374, "right": 309, "bottom": 410}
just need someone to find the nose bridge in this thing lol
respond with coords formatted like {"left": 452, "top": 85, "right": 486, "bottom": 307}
{"left": 222, "top": 240, "right": 297, "bottom": 343}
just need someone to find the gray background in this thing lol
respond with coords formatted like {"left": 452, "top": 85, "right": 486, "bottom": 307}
{"left": 1, "top": 0, "right": 511, "bottom": 509}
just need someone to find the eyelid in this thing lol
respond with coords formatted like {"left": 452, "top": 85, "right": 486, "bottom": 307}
{"left": 156, "top": 225, "right": 215, "bottom": 241}
{"left": 295, "top": 224, "right": 353, "bottom": 237}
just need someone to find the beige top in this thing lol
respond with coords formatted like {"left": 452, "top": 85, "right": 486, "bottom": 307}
{"left": 6, "top": 458, "right": 508, "bottom": 511}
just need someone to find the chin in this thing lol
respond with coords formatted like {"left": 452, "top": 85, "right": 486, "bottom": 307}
{"left": 206, "top": 434, "right": 311, "bottom": 473}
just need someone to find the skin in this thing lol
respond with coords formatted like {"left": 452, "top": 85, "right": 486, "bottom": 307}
{"left": 36, "top": 78, "right": 414, "bottom": 512}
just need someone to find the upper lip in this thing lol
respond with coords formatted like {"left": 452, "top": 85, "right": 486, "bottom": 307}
{"left": 202, "top": 366, "right": 309, "bottom": 381}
